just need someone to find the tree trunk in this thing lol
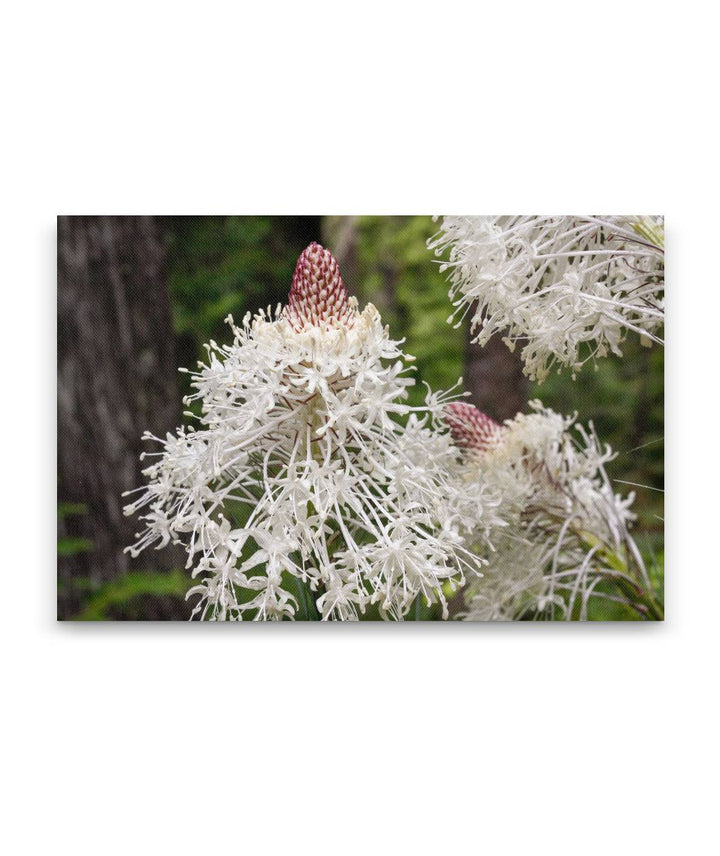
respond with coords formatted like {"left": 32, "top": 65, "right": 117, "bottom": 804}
{"left": 57, "top": 216, "right": 182, "bottom": 618}
{"left": 464, "top": 313, "right": 528, "bottom": 422}
{"left": 323, "top": 216, "right": 360, "bottom": 295}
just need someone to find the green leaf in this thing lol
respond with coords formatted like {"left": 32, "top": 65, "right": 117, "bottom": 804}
{"left": 73, "top": 569, "right": 192, "bottom": 620}
{"left": 57, "top": 537, "right": 94, "bottom": 556}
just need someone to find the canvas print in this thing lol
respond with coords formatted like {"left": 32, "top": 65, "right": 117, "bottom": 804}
{"left": 57, "top": 216, "right": 664, "bottom": 621}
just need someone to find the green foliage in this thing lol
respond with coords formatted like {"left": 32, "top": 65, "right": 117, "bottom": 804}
{"left": 58, "top": 502, "right": 89, "bottom": 516}
{"left": 74, "top": 570, "right": 192, "bottom": 620}
{"left": 57, "top": 537, "right": 94, "bottom": 557}
{"left": 57, "top": 500, "right": 93, "bottom": 557}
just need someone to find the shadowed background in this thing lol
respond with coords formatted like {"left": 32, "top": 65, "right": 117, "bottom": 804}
{"left": 57, "top": 216, "right": 663, "bottom": 620}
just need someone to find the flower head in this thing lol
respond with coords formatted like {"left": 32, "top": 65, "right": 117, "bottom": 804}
{"left": 444, "top": 400, "right": 646, "bottom": 620}
{"left": 429, "top": 215, "right": 664, "bottom": 381}
{"left": 125, "top": 243, "right": 489, "bottom": 620}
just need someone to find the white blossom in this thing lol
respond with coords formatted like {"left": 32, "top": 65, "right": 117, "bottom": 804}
{"left": 444, "top": 401, "right": 653, "bottom": 620}
{"left": 429, "top": 216, "right": 664, "bottom": 381}
{"left": 124, "top": 243, "right": 491, "bottom": 620}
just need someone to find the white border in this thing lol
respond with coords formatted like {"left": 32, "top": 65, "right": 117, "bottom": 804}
{"left": 4, "top": 3, "right": 717, "bottom": 854}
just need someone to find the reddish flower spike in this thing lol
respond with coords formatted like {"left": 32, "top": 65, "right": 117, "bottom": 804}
{"left": 445, "top": 402, "right": 503, "bottom": 453}
{"left": 285, "top": 242, "right": 355, "bottom": 330}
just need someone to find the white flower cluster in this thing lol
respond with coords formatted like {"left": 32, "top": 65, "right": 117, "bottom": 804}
{"left": 398, "top": 410, "right": 504, "bottom": 553}
{"left": 125, "top": 243, "right": 492, "bottom": 620}
{"left": 429, "top": 216, "right": 664, "bottom": 381}
{"left": 444, "top": 401, "right": 647, "bottom": 620}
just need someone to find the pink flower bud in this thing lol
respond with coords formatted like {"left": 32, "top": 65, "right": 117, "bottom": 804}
{"left": 285, "top": 242, "right": 355, "bottom": 330}
{"left": 445, "top": 402, "right": 503, "bottom": 453}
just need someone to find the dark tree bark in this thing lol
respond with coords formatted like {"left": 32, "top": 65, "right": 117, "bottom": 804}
{"left": 57, "top": 216, "right": 182, "bottom": 618}
{"left": 464, "top": 313, "right": 528, "bottom": 423}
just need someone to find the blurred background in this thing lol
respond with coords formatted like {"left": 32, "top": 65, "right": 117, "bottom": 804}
{"left": 57, "top": 216, "right": 664, "bottom": 620}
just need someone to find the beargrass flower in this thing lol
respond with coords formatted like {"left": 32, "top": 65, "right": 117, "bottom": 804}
{"left": 429, "top": 216, "right": 664, "bottom": 381}
{"left": 444, "top": 401, "right": 654, "bottom": 620}
{"left": 124, "top": 243, "right": 494, "bottom": 620}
